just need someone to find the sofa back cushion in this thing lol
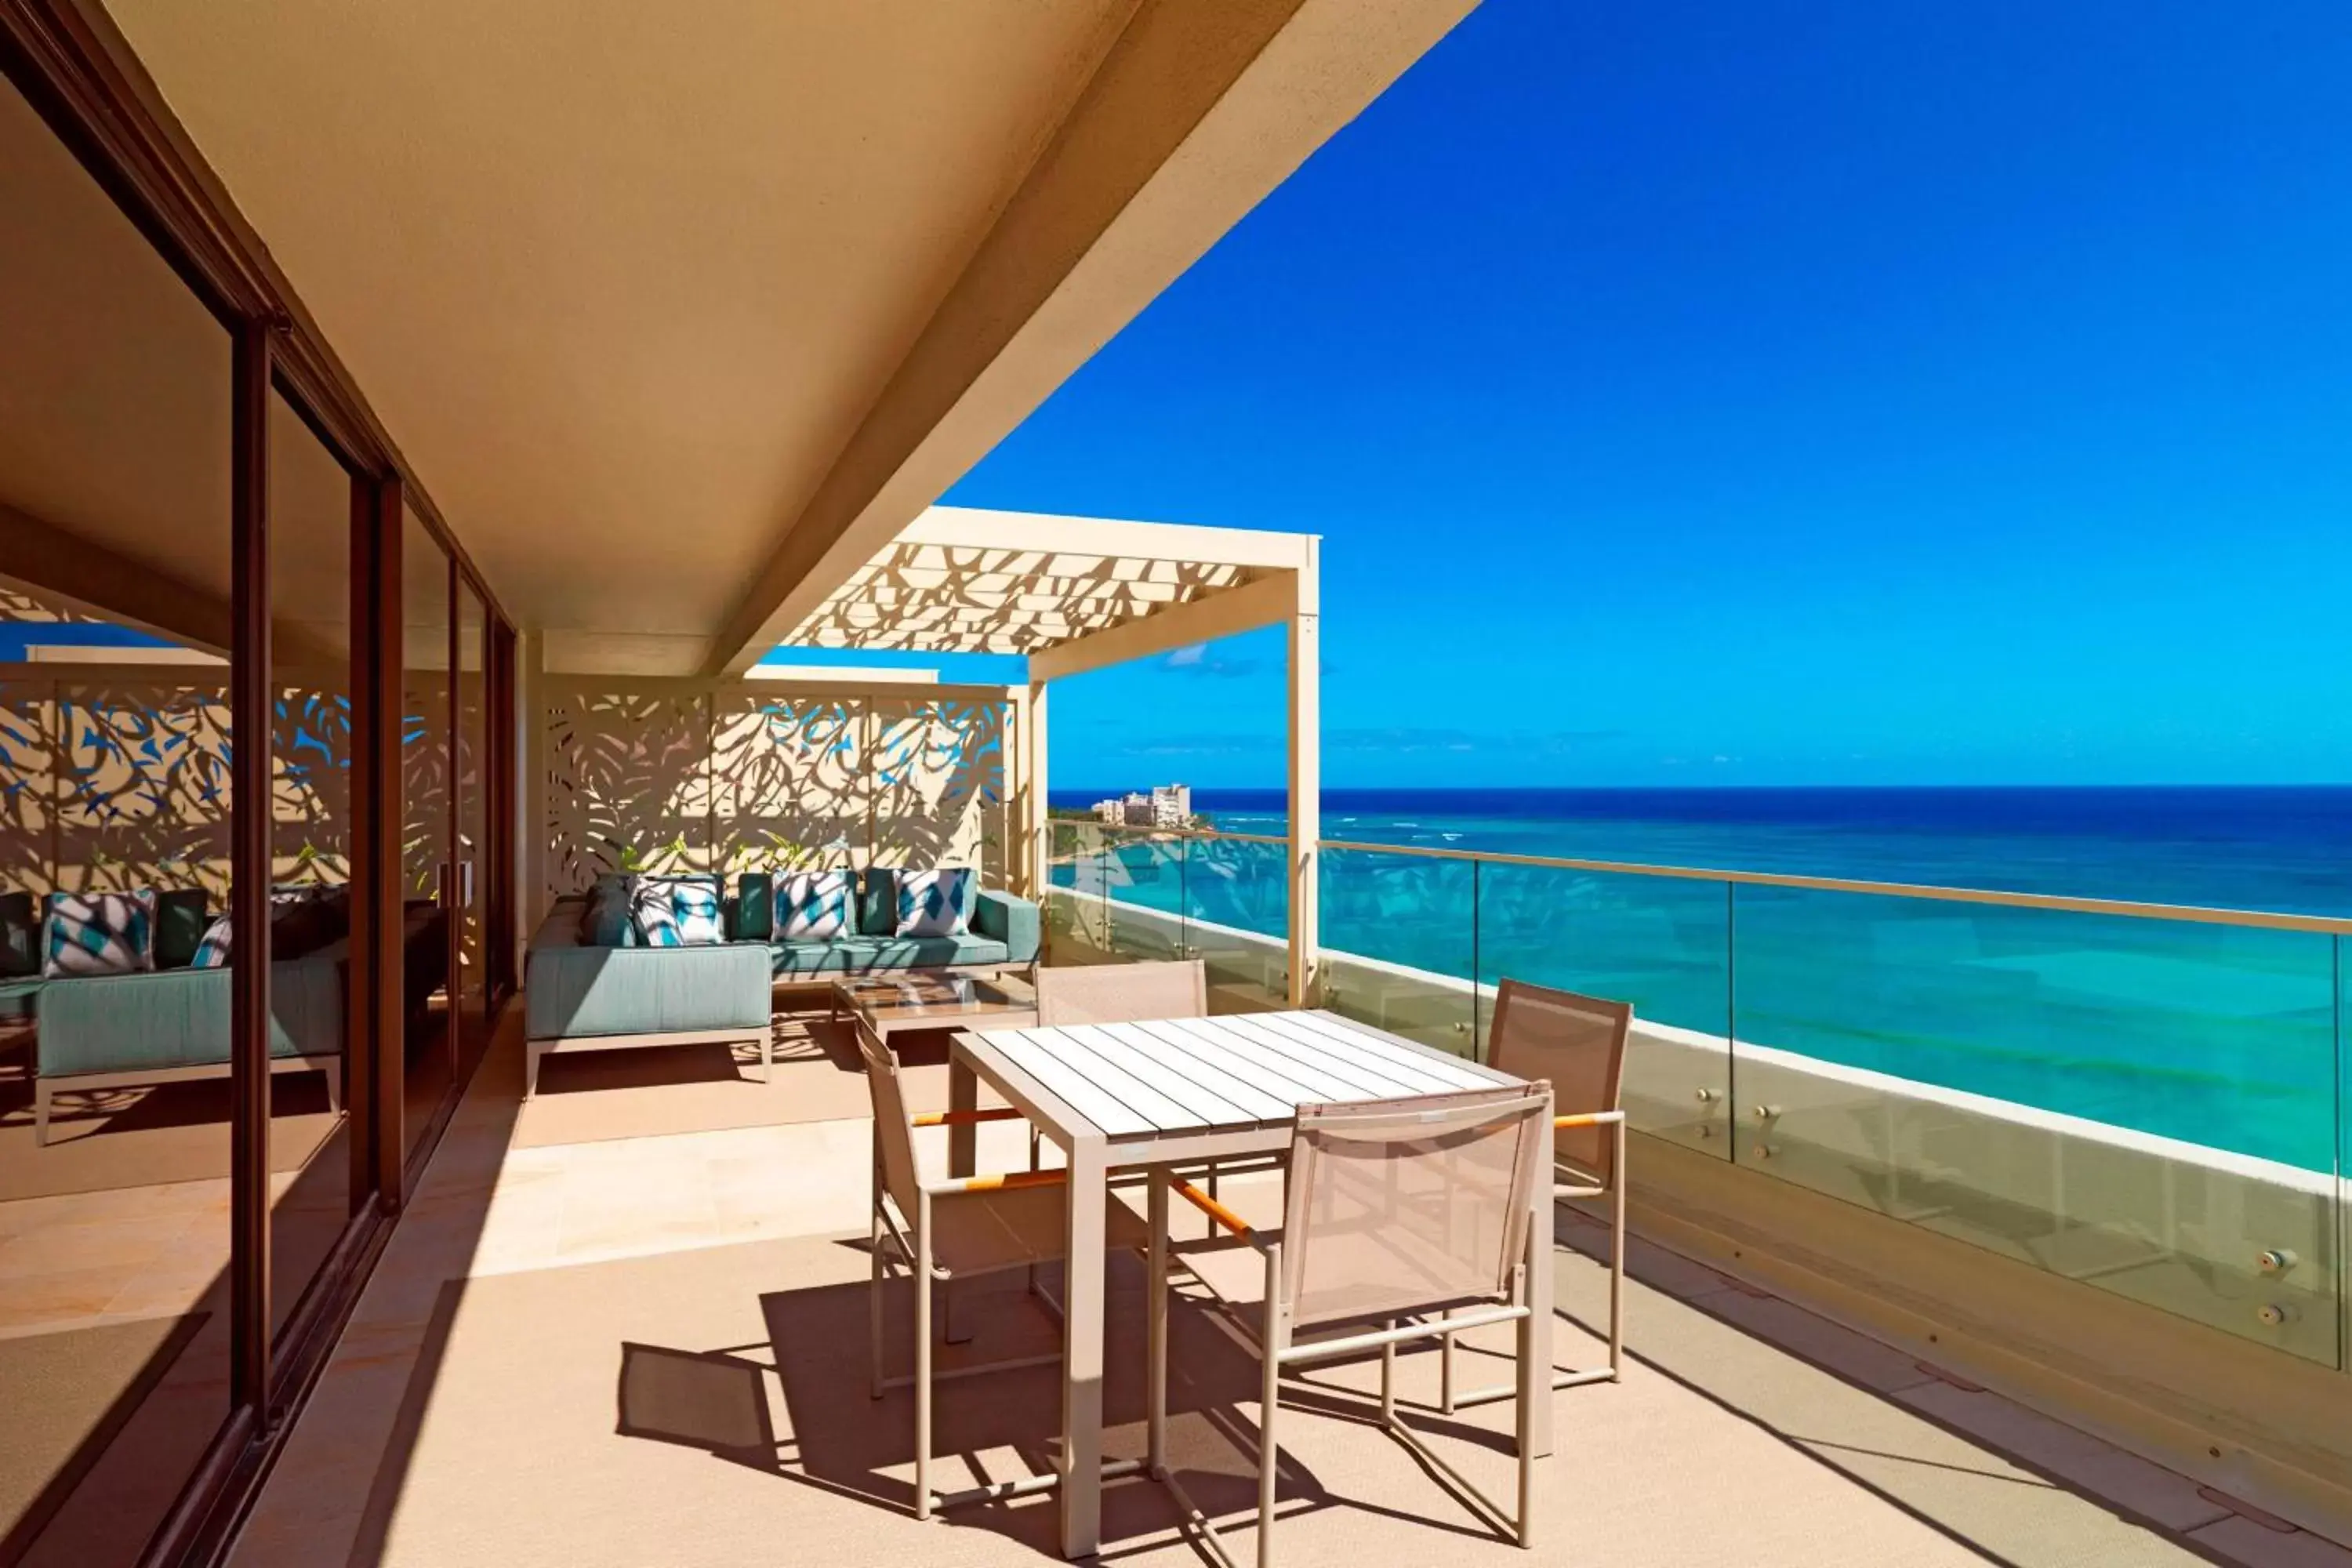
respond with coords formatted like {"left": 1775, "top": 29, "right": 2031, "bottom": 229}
{"left": 154, "top": 888, "right": 211, "bottom": 969}
{"left": 0, "top": 891, "right": 38, "bottom": 978}
{"left": 894, "top": 867, "right": 975, "bottom": 938}
{"left": 778, "top": 869, "right": 852, "bottom": 941}
{"left": 579, "top": 881, "right": 637, "bottom": 947}
{"left": 45, "top": 888, "right": 158, "bottom": 978}
{"left": 732, "top": 872, "right": 772, "bottom": 942}
{"left": 856, "top": 869, "right": 898, "bottom": 937}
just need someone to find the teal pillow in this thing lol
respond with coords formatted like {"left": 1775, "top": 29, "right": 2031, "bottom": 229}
{"left": 733, "top": 873, "right": 773, "bottom": 942}
{"left": 154, "top": 888, "right": 210, "bottom": 970}
{"left": 0, "top": 891, "right": 36, "bottom": 978}
{"left": 581, "top": 884, "right": 637, "bottom": 947}
{"left": 856, "top": 869, "right": 898, "bottom": 937}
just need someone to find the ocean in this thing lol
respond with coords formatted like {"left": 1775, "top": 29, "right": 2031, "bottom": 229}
{"left": 1049, "top": 786, "right": 2352, "bottom": 1171}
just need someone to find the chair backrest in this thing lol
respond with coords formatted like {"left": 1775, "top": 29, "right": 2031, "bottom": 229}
{"left": 855, "top": 1029, "right": 923, "bottom": 1219}
{"left": 1488, "top": 979, "right": 1632, "bottom": 1186}
{"left": 1278, "top": 1083, "right": 1552, "bottom": 1334}
{"left": 1035, "top": 959, "right": 1207, "bottom": 1027}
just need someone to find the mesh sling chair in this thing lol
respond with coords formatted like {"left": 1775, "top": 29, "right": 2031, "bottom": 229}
{"left": 858, "top": 1025, "right": 1153, "bottom": 1519}
{"left": 1155, "top": 1083, "right": 1555, "bottom": 1566}
{"left": 1439, "top": 980, "right": 1632, "bottom": 1413}
{"left": 1034, "top": 959, "right": 1251, "bottom": 1207}
{"left": 1034, "top": 958, "right": 1207, "bottom": 1027}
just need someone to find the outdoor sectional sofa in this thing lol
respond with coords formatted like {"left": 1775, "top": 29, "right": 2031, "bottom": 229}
{"left": 521, "top": 869, "right": 1040, "bottom": 1098}
{"left": 17, "top": 895, "right": 446, "bottom": 1145}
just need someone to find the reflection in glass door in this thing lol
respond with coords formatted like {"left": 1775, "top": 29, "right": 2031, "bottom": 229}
{"left": 455, "top": 581, "right": 488, "bottom": 1061}
{"left": 398, "top": 510, "right": 452, "bottom": 1159}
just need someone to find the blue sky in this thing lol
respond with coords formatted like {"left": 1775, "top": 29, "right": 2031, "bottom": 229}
{"left": 821, "top": 2, "right": 2352, "bottom": 791}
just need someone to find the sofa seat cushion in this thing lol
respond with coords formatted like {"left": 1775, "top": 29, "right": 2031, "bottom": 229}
{"left": 525, "top": 938, "right": 771, "bottom": 1042}
{"left": 36, "top": 948, "right": 344, "bottom": 1077}
{"left": 0, "top": 975, "right": 41, "bottom": 1020}
{"left": 771, "top": 934, "right": 1011, "bottom": 978}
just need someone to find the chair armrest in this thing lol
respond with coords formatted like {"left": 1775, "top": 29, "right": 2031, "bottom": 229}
{"left": 1173, "top": 1179, "right": 1273, "bottom": 1250}
{"left": 926, "top": 1167, "right": 1066, "bottom": 1196}
{"left": 911, "top": 1107, "right": 1024, "bottom": 1129}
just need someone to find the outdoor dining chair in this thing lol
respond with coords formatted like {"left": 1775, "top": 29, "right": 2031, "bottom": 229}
{"left": 1439, "top": 978, "right": 1632, "bottom": 1412}
{"left": 857, "top": 1025, "right": 1151, "bottom": 1520}
{"left": 1036, "top": 959, "right": 1240, "bottom": 1203}
{"left": 1157, "top": 1082, "right": 1555, "bottom": 1566}
{"left": 1035, "top": 957, "right": 1207, "bottom": 1025}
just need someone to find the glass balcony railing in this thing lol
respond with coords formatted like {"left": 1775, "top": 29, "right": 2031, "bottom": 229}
{"left": 1044, "top": 823, "right": 2349, "bottom": 1372}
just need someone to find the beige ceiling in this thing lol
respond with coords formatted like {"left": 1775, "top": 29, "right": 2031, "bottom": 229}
{"left": 59, "top": 0, "right": 1473, "bottom": 673}
{"left": 0, "top": 71, "right": 355, "bottom": 661}
{"left": 102, "top": 0, "right": 1138, "bottom": 641}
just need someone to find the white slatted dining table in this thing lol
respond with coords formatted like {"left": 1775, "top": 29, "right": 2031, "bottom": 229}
{"left": 946, "top": 1007, "right": 1555, "bottom": 1560}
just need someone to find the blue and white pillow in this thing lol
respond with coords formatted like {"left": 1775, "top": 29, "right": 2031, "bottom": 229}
{"left": 191, "top": 913, "right": 234, "bottom": 968}
{"left": 630, "top": 879, "right": 684, "bottom": 948}
{"left": 894, "top": 867, "right": 974, "bottom": 938}
{"left": 666, "top": 877, "right": 725, "bottom": 946}
{"left": 44, "top": 889, "right": 159, "bottom": 978}
{"left": 776, "top": 869, "right": 851, "bottom": 941}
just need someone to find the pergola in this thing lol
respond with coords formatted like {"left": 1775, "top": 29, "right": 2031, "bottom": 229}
{"left": 785, "top": 504, "right": 1321, "bottom": 1004}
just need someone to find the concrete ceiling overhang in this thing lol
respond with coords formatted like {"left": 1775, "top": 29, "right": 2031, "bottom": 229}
{"left": 95, "top": 0, "right": 1472, "bottom": 675}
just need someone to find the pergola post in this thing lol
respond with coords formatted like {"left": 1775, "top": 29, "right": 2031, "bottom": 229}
{"left": 1287, "top": 543, "right": 1320, "bottom": 1007}
{"left": 1025, "top": 677, "right": 1051, "bottom": 902}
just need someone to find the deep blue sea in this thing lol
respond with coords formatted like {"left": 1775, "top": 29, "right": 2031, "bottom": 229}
{"left": 1049, "top": 786, "right": 2352, "bottom": 1171}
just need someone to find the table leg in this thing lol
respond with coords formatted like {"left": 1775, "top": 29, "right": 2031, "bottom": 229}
{"left": 947, "top": 1051, "right": 978, "bottom": 1181}
{"left": 1060, "top": 1134, "right": 1109, "bottom": 1558}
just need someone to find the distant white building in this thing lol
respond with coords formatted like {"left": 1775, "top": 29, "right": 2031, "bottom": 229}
{"left": 1088, "top": 783, "right": 1191, "bottom": 828}
{"left": 1151, "top": 782, "right": 1192, "bottom": 827}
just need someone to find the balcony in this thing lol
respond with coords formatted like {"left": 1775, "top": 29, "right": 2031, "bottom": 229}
{"left": 227, "top": 989, "right": 2303, "bottom": 1567}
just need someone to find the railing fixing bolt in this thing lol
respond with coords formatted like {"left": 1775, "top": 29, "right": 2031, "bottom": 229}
{"left": 2256, "top": 1248, "right": 2298, "bottom": 1276}
{"left": 2256, "top": 1302, "right": 2292, "bottom": 1327}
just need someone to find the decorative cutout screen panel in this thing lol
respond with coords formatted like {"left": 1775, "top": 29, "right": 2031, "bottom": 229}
{"left": 543, "top": 680, "right": 1008, "bottom": 902}
{"left": 0, "top": 672, "right": 359, "bottom": 898}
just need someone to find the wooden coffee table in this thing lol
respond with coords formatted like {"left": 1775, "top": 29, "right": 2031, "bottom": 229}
{"left": 831, "top": 971, "right": 1039, "bottom": 1054}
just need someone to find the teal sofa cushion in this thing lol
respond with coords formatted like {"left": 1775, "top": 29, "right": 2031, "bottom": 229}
{"left": 36, "top": 946, "right": 343, "bottom": 1077}
{"left": 855, "top": 869, "right": 897, "bottom": 936}
{"left": 0, "top": 891, "right": 36, "bottom": 978}
{"left": 155, "top": 888, "right": 209, "bottom": 970}
{"left": 525, "top": 899, "right": 770, "bottom": 1041}
{"left": 733, "top": 873, "right": 772, "bottom": 942}
{"left": 971, "top": 890, "right": 1041, "bottom": 965}
{"left": 0, "top": 975, "right": 41, "bottom": 1020}
{"left": 770, "top": 934, "right": 1011, "bottom": 978}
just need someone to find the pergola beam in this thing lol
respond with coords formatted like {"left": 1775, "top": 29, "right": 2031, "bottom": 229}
{"left": 1028, "top": 571, "right": 1295, "bottom": 683}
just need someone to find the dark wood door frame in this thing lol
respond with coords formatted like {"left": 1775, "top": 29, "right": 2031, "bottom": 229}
{"left": 227, "top": 317, "right": 273, "bottom": 1417}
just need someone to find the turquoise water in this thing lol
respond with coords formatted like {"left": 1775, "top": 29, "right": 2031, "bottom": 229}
{"left": 1051, "top": 788, "right": 2350, "bottom": 1173}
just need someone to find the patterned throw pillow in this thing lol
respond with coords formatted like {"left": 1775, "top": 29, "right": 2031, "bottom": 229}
{"left": 894, "top": 867, "right": 974, "bottom": 938}
{"left": 630, "top": 879, "right": 684, "bottom": 948}
{"left": 776, "top": 869, "right": 851, "bottom": 941}
{"left": 665, "top": 877, "right": 725, "bottom": 946}
{"left": 44, "top": 889, "right": 159, "bottom": 978}
{"left": 191, "top": 913, "right": 234, "bottom": 969}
